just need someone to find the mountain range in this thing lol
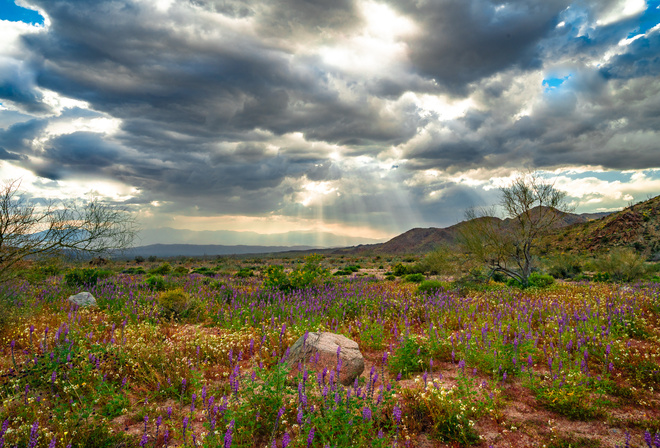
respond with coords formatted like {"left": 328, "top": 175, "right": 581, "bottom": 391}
{"left": 125, "top": 196, "right": 659, "bottom": 258}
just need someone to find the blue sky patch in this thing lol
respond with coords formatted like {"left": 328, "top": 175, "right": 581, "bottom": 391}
{"left": 542, "top": 75, "right": 571, "bottom": 92}
{"left": 0, "top": 0, "right": 44, "bottom": 25}
{"left": 627, "top": 1, "right": 660, "bottom": 37}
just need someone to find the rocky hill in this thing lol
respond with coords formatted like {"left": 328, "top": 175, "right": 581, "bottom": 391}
{"left": 331, "top": 208, "right": 609, "bottom": 256}
{"left": 554, "top": 195, "right": 660, "bottom": 255}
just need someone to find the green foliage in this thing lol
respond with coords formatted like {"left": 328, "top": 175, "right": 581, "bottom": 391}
{"left": 149, "top": 262, "right": 172, "bottom": 275}
{"left": 172, "top": 265, "right": 189, "bottom": 275}
{"left": 593, "top": 272, "right": 611, "bottom": 282}
{"left": 404, "top": 273, "right": 425, "bottom": 283}
{"left": 547, "top": 253, "right": 583, "bottom": 279}
{"left": 506, "top": 272, "right": 555, "bottom": 289}
{"left": 334, "top": 264, "right": 361, "bottom": 276}
{"left": 417, "top": 246, "right": 455, "bottom": 276}
{"left": 361, "top": 321, "right": 387, "bottom": 350}
{"left": 234, "top": 267, "right": 254, "bottom": 278}
{"left": 262, "top": 254, "right": 329, "bottom": 290}
{"left": 388, "top": 336, "right": 429, "bottom": 378}
{"left": 157, "top": 288, "right": 198, "bottom": 318}
{"left": 122, "top": 266, "right": 146, "bottom": 275}
{"left": 146, "top": 274, "right": 167, "bottom": 291}
{"left": 403, "top": 374, "right": 499, "bottom": 445}
{"left": 392, "top": 263, "right": 409, "bottom": 276}
{"left": 64, "top": 268, "right": 113, "bottom": 287}
{"left": 529, "top": 272, "right": 555, "bottom": 288}
{"left": 417, "top": 280, "right": 446, "bottom": 295}
{"left": 533, "top": 381, "right": 601, "bottom": 420}
{"left": 595, "top": 248, "right": 647, "bottom": 282}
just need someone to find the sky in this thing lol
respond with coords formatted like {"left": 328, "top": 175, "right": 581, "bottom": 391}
{"left": 0, "top": 0, "right": 659, "bottom": 246}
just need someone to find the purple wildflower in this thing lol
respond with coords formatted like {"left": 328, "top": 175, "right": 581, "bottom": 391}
{"left": 393, "top": 405, "right": 402, "bottom": 424}
{"left": 224, "top": 419, "right": 235, "bottom": 448}
{"left": 306, "top": 427, "right": 315, "bottom": 447}
{"left": 362, "top": 406, "right": 372, "bottom": 421}
{"left": 28, "top": 421, "right": 39, "bottom": 448}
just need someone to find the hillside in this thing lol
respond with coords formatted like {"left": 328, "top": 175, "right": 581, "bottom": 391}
{"left": 331, "top": 209, "right": 608, "bottom": 256}
{"left": 554, "top": 195, "right": 660, "bottom": 255}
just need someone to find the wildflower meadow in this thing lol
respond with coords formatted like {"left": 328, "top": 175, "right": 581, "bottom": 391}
{"left": 0, "top": 257, "right": 659, "bottom": 447}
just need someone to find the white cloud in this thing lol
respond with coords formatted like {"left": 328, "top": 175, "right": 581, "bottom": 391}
{"left": 596, "top": 0, "right": 646, "bottom": 26}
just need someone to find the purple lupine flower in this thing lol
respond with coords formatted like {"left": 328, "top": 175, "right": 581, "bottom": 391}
{"left": 306, "top": 427, "right": 315, "bottom": 447}
{"left": 182, "top": 416, "right": 189, "bottom": 441}
{"left": 393, "top": 405, "right": 402, "bottom": 424}
{"left": 48, "top": 436, "right": 56, "bottom": 448}
{"left": 224, "top": 419, "right": 235, "bottom": 448}
{"left": 139, "top": 431, "right": 148, "bottom": 447}
{"left": 282, "top": 432, "right": 291, "bottom": 448}
{"left": 28, "top": 421, "right": 39, "bottom": 448}
{"left": 362, "top": 406, "right": 372, "bottom": 421}
{"left": 297, "top": 409, "right": 303, "bottom": 425}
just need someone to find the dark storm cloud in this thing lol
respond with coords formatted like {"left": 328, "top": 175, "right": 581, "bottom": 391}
{"left": 386, "top": 0, "right": 571, "bottom": 94}
{"left": 1, "top": 0, "right": 659, "bottom": 235}
{"left": 0, "top": 62, "right": 51, "bottom": 114}
{"left": 0, "top": 118, "right": 47, "bottom": 153}
{"left": 0, "top": 147, "right": 24, "bottom": 160}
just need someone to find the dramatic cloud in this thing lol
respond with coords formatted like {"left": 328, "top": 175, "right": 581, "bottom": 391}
{"left": 0, "top": 0, "right": 658, "bottom": 243}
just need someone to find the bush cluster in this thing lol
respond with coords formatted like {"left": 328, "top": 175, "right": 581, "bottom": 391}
{"left": 64, "top": 268, "right": 113, "bottom": 287}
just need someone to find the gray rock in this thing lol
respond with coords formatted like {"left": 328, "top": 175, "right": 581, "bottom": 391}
{"left": 67, "top": 292, "right": 97, "bottom": 307}
{"left": 287, "top": 332, "right": 364, "bottom": 386}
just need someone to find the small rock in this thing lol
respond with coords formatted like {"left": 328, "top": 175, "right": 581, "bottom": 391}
{"left": 67, "top": 291, "right": 97, "bottom": 307}
{"left": 287, "top": 332, "right": 364, "bottom": 386}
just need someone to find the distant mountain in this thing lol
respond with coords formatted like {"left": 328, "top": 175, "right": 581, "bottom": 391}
{"left": 121, "top": 243, "right": 317, "bottom": 258}
{"left": 135, "top": 227, "right": 388, "bottom": 248}
{"left": 329, "top": 208, "right": 617, "bottom": 255}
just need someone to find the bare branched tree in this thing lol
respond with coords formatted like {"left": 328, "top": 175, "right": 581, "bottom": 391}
{"left": 0, "top": 179, "right": 138, "bottom": 281}
{"left": 459, "top": 174, "right": 573, "bottom": 286}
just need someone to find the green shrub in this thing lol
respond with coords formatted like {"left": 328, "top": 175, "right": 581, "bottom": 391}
{"left": 234, "top": 267, "right": 253, "bottom": 278}
{"left": 385, "top": 274, "right": 396, "bottom": 281}
{"left": 418, "top": 280, "right": 445, "bottom": 295}
{"left": 173, "top": 265, "right": 189, "bottom": 275}
{"left": 122, "top": 266, "right": 146, "bottom": 275}
{"left": 547, "top": 254, "right": 583, "bottom": 279}
{"left": 149, "top": 262, "right": 172, "bottom": 275}
{"left": 263, "top": 254, "right": 328, "bottom": 290}
{"left": 392, "top": 263, "right": 409, "bottom": 276}
{"left": 157, "top": 288, "right": 198, "bottom": 318}
{"left": 65, "top": 268, "right": 113, "bottom": 287}
{"left": 595, "top": 248, "right": 647, "bottom": 282}
{"left": 404, "top": 273, "right": 425, "bottom": 283}
{"left": 388, "top": 336, "right": 429, "bottom": 378}
{"left": 593, "top": 272, "right": 611, "bottom": 282}
{"left": 418, "top": 246, "right": 456, "bottom": 276}
{"left": 146, "top": 274, "right": 167, "bottom": 291}
{"left": 528, "top": 272, "right": 555, "bottom": 288}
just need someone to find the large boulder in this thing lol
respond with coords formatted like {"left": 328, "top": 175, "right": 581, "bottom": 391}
{"left": 288, "top": 332, "right": 364, "bottom": 386}
{"left": 67, "top": 292, "right": 97, "bottom": 307}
